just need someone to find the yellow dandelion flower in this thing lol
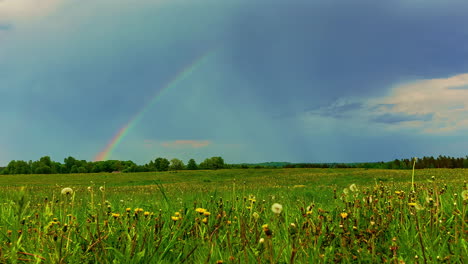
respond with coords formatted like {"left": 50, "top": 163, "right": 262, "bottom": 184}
{"left": 195, "top": 208, "right": 206, "bottom": 214}
{"left": 175, "top": 212, "right": 181, "bottom": 216}
{"left": 395, "top": 191, "right": 401, "bottom": 195}
{"left": 171, "top": 216, "right": 180, "bottom": 221}
{"left": 202, "top": 217, "right": 208, "bottom": 224}
{"left": 112, "top": 213, "right": 120, "bottom": 218}
{"left": 126, "top": 208, "right": 131, "bottom": 212}
{"left": 340, "top": 212, "right": 348, "bottom": 219}
{"left": 293, "top": 185, "right": 306, "bottom": 188}
{"left": 408, "top": 202, "right": 417, "bottom": 207}
{"left": 203, "top": 211, "right": 211, "bottom": 216}
{"left": 144, "top": 212, "right": 150, "bottom": 217}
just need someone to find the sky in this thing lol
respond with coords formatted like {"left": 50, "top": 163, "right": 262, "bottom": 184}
{"left": 1, "top": 0, "right": 468, "bottom": 165}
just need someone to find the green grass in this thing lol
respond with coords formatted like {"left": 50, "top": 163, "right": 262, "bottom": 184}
{"left": 0, "top": 168, "right": 466, "bottom": 263}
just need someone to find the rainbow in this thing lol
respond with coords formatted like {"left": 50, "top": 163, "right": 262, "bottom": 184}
{"left": 94, "top": 49, "right": 216, "bottom": 161}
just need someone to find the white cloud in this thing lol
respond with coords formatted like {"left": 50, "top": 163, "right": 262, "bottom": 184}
{"left": 306, "top": 73, "right": 468, "bottom": 134}
{"left": 0, "top": 0, "right": 62, "bottom": 23}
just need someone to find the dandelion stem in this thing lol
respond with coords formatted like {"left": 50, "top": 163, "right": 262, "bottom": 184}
{"left": 411, "top": 158, "right": 417, "bottom": 192}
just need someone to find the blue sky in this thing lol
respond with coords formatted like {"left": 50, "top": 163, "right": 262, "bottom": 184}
{"left": 1, "top": 0, "right": 468, "bottom": 165}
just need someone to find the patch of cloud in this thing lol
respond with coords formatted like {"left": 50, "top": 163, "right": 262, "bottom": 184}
{"left": 371, "top": 113, "right": 433, "bottom": 124}
{"left": 447, "top": 84, "right": 468, "bottom": 90}
{"left": 308, "top": 99, "right": 363, "bottom": 118}
{"left": 305, "top": 73, "right": 468, "bottom": 133}
{"left": 0, "top": 0, "right": 62, "bottom": 23}
{"left": 161, "top": 140, "right": 212, "bottom": 149}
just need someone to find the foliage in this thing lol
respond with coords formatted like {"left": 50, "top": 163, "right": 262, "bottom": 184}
{"left": 186, "top": 158, "right": 198, "bottom": 170}
{"left": 169, "top": 158, "right": 185, "bottom": 170}
{"left": 1, "top": 155, "right": 468, "bottom": 175}
{"left": 199, "top": 156, "right": 225, "bottom": 170}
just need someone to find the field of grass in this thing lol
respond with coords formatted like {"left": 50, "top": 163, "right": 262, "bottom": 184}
{"left": 0, "top": 168, "right": 466, "bottom": 263}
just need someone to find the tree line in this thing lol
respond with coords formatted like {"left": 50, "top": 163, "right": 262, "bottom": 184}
{"left": 0, "top": 156, "right": 225, "bottom": 175}
{"left": 0, "top": 155, "right": 467, "bottom": 175}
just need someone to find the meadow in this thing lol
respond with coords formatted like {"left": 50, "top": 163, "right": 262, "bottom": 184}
{"left": 0, "top": 168, "right": 466, "bottom": 263}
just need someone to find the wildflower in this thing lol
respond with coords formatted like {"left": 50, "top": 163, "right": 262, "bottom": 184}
{"left": 87, "top": 186, "right": 92, "bottom": 192}
{"left": 408, "top": 202, "right": 417, "bottom": 207}
{"left": 144, "top": 212, "right": 150, "bottom": 217}
{"left": 425, "top": 196, "right": 433, "bottom": 204}
{"left": 202, "top": 217, "right": 208, "bottom": 224}
{"left": 259, "top": 238, "right": 265, "bottom": 244}
{"left": 61, "top": 187, "right": 73, "bottom": 195}
{"left": 262, "top": 224, "right": 272, "bottom": 236}
{"left": 252, "top": 212, "right": 260, "bottom": 220}
{"left": 112, "top": 213, "right": 120, "bottom": 219}
{"left": 349, "top": 184, "right": 358, "bottom": 192}
{"left": 195, "top": 208, "right": 206, "bottom": 214}
{"left": 203, "top": 211, "right": 211, "bottom": 216}
{"left": 289, "top": 223, "right": 298, "bottom": 235}
{"left": 395, "top": 191, "right": 401, "bottom": 195}
{"left": 462, "top": 190, "right": 468, "bottom": 201}
{"left": 126, "top": 208, "right": 131, "bottom": 212}
{"left": 174, "top": 212, "right": 180, "bottom": 217}
{"left": 293, "top": 185, "right": 306, "bottom": 188}
{"left": 343, "top": 188, "right": 349, "bottom": 195}
{"left": 171, "top": 216, "right": 180, "bottom": 221}
{"left": 99, "top": 186, "right": 105, "bottom": 192}
{"left": 271, "top": 203, "right": 283, "bottom": 214}
{"left": 340, "top": 212, "right": 348, "bottom": 219}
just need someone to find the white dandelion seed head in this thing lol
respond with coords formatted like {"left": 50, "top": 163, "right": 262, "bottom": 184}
{"left": 61, "top": 187, "right": 73, "bottom": 195}
{"left": 462, "top": 190, "right": 468, "bottom": 201}
{"left": 259, "top": 238, "right": 265, "bottom": 243}
{"left": 271, "top": 203, "right": 283, "bottom": 214}
{"left": 99, "top": 186, "right": 105, "bottom": 192}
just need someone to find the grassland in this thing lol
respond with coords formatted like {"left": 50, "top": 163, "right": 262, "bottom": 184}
{"left": 0, "top": 168, "right": 466, "bottom": 263}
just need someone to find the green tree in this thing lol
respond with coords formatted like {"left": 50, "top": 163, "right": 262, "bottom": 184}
{"left": 199, "top": 156, "right": 225, "bottom": 170}
{"left": 154, "top": 157, "right": 170, "bottom": 171}
{"left": 63, "top": 156, "right": 77, "bottom": 173}
{"left": 169, "top": 158, "right": 185, "bottom": 170}
{"left": 35, "top": 165, "right": 51, "bottom": 174}
{"left": 186, "top": 159, "right": 198, "bottom": 170}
